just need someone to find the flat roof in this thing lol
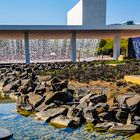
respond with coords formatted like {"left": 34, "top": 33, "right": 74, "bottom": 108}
{"left": 0, "top": 25, "right": 140, "bottom": 31}
{"left": 0, "top": 25, "right": 140, "bottom": 39}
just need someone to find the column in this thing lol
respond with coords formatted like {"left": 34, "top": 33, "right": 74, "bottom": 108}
{"left": 70, "top": 32, "right": 77, "bottom": 63}
{"left": 113, "top": 33, "right": 121, "bottom": 60}
{"left": 24, "top": 32, "right": 30, "bottom": 64}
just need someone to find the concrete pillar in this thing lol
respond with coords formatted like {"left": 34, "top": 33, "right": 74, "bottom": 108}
{"left": 70, "top": 32, "right": 77, "bottom": 63}
{"left": 24, "top": 32, "right": 30, "bottom": 64}
{"left": 113, "top": 33, "right": 121, "bottom": 60}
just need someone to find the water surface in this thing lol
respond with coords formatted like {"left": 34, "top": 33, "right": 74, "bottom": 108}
{"left": 0, "top": 103, "right": 128, "bottom": 140}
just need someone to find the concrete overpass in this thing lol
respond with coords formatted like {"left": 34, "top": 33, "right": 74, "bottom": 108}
{"left": 0, "top": 25, "right": 140, "bottom": 63}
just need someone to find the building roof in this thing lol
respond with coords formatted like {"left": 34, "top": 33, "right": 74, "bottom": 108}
{"left": 0, "top": 25, "right": 140, "bottom": 39}
{"left": 0, "top": 25, "right": 140, "bottom": 31}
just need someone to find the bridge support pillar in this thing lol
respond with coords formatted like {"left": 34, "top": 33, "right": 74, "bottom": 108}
{"left": 24, "top": 32, "right": 30, "bottom": 64}
{"left": 113, "top": 33, "right": 121, "bottom": 60}
{"left": 70, "top": 32, "right": 77, "bottom": 63}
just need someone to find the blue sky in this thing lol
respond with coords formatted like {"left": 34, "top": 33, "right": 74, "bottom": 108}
{"left": 0, "top": 0, "right": 140, "bottom": 25}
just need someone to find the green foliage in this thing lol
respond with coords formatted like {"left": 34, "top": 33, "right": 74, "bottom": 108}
{"left": 97, "top": 39, "right": 128, "bottom": 56}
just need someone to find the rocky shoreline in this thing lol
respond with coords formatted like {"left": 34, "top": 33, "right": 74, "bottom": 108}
{"left": 0, "top": 62, "right": 140, "bottom": 137}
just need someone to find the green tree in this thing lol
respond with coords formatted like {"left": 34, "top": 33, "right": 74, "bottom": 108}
{"left": 97, "top": 39, "right": 128, "bottom": 57}
{"left": 98, "top": 39, "right": 107, "bottom": 58}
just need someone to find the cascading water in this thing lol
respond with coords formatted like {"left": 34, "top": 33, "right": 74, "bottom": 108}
{"left": 0, "top": 40, "right": 25, "bottom": 63}
{"left": 0, "top": 39, "right": 100, "bottom": 63}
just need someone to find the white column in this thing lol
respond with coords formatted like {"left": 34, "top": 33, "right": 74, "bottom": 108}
{"left": 24, "top": 32, "right": 30, "bottom": 64}
{"left": 70, "top": 32, "right": 77, "bottom": 63}
{"left": 113, "top": 33, "right": 121, "bottom": 60}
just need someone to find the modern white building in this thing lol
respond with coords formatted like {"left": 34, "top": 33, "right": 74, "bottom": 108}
{"left": 67, "top": 0, "right": 106, "bottom": 26}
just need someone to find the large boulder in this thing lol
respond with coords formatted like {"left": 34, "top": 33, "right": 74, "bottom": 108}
{"left": 18, "top": 85, "right": 28, "bottom": 94}
{"left": 90, "top": 94, "right": 107, "bottom": 104}
{"left": 51, "top": 77, "right": 68, "bottom": 92}
{"left": 67, "top": 106, "right": 82, "bottom": 118}
{"left": 45, "top": 91, "right": 72, "bottom": 105}
{"left": 34, "top": 84, "right": 46, "bottom": 95}
{"left": 67, "top": 106, "right": 83, "bottom": 125}
{"left": 92, "top": 103, "right": 109, "bottom": 114}
{"left": 35, "top": 107, "right": 67, "bottom": 122}
{"left": 19, "top": 71, "right": 28, "bottom": 79}
{"left": 83, "top": 106, "right": 99, "bottom": 124}
{"left": 80, "top": 93, "right": 95, "bottom": 103}
{"left": 94, "top": 122, "right": 115, "bottom": 132}
{"left": 50, "top": 115, "right": 75, "bottom": 128}
{"left": 126, "top": 94, "right": 140, "bottom": 116}
{"left": 98, "top": 111, "right": 116, "bottom": 122}
{"left": 28, "top": 92, "right": 45, "bottom": 108}
{"left": 115, "top": 109, "right": 129, "bottom": 124}
{"left": 109, "top": 124, "right": 139, "bottom": 134}
{"left": 77, "top": 101, "right": 88, "bottom": 109}
{"left": 9, "top": 92, "right": 20, "bottom": 101}
{"left": 114, "top": 94, "right": 134, "bottom": 108}
{"left": 16, "top": 95, "right": 32, "bottom": 111}
{"left": 3, "top": 80, "right": 21, "bottom": 93}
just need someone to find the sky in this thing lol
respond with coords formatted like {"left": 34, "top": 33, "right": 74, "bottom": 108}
{"left": 0, "top": 0, "right": 140, "bottom": 25}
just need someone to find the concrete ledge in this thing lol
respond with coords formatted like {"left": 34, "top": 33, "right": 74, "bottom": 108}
{"left": 124, "top": 75, "right": 140, "bottom": 85}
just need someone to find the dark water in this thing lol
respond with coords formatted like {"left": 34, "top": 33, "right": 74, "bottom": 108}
{"left": 0, "top": 103, "right": 128, "bottom": 140}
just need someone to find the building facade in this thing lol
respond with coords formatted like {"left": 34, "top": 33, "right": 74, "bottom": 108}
{"left": 67, "top": 0, "right": 106, "bottom": 26}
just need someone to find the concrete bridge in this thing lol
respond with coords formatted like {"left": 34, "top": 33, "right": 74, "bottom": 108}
{"left": 0, "top": 25, "right": 140, "bottom": 63}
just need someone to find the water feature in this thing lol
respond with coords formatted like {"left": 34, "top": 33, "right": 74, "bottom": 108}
{"left": 0, "top": 103, "right": 128, "bottom": 140}
{"left": 0, "top": 39, "right": 102, "bottom": 63}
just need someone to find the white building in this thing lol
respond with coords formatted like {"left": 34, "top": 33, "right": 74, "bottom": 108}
{"left": 67, "top": 0, "right": 106, "bottom": 26}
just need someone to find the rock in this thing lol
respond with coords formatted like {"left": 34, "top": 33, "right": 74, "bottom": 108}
{"left": 16, "top": 95, "right": 32, "bottom": 111}
{"left": 94, "top": 122, "right": 114, "bottom": 132}
{"left": 0, "top": 82, "right": 4, "bottom": 91}
{"left": 50, "top": 115, "right": 75, "bottom": 128}
{"left": 109, "top": 124, "right": 139, "bottom": 134}
{"left": 35, "top": 84, "right": 46, "bottom": 95}
{"left": 3, "top": 77, "right": 10, "bottom": 87}
{"left": 20, "top": 104, "right": 33, "bottom": 111}
{"left": 116, "top": 79, "right": 126, "bottom": 87}
{"left": 80, "top": 93, "right": 94, "bottom": 103}
{"left": 114, "top": 94, "right": 134, "bottom": 108}
{"left": 28, "top": 92, "right": 45, "bottom": 108}
{"left": 93, "top": 103, "right": 109, "bottom": 114}
{"left": 18, "top": 85, "right": 28, "bottom": 94}
{"left": 126, "top": 113, "right": 132, "bottom": 125}
{"left": 3, "top": 83, "right": 14, "bottom": 93}
{"left": 9, "top": 92, "right": 19, "bottom": 101}
{"left": 77, "top": 102, "right": 88, "bottom": 109}
{"left": 38, "top": 76, "right": 52, "bottom": 82}
{"left": 67, "top": 106, "right": 83, "bottom": 118}
{"left": 35, "top": 107, "right": 67, "bottom": 122}
{"left": 90, "top": 94, "right": 107, "bottom": 104}
{"left": 20, "top": 71, "right": 28, "bottom": 79}
{"left": 133, "top": 115, "right": 140, "bottom": 125}
{"left": 126, "top": 95, "right": 140, "bottom": 116}
{"left": 51, "top": 77, "right": 68, "bottom": 92}
{"left": 83, "top": 106, "right": 99, "bottom": 124}
{"left": 45, "top": 91, "right": 72, "bottom": 105}
{"left": 0, "top": 128, "right": 13, "bottom": 140}
{"left": 98, "top": 112, "right": 116, "bottom": 122}
{"left": 115, "top": 109, "right": 129, "bottom": 124}
{"left": 21, "top": 79, "right": 31, "bottom": 86}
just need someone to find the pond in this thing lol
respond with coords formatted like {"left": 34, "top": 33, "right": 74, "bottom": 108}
{"left": 0, "top": 103, "right": 128, "bottom": 140}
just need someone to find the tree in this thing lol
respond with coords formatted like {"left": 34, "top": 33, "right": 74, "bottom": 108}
{"left": 97, "top": 39, "right": 128, "bottom": 57}
{"left": 98, "top": 39, "right": 107, "bottom": 58}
